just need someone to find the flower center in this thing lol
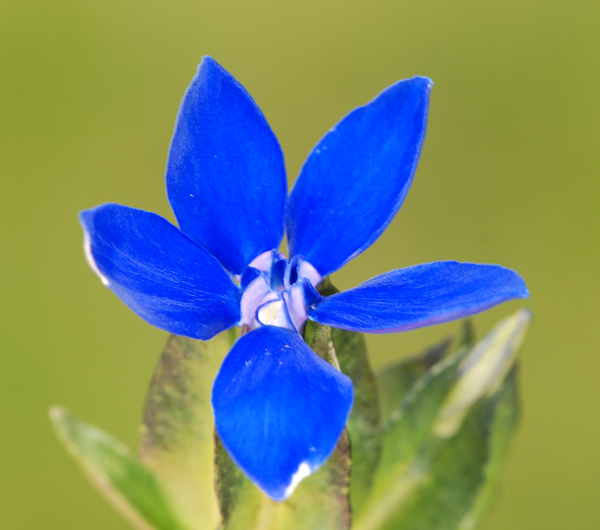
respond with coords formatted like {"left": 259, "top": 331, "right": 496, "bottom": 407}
{"left": 239, "top": 250, "right": 322, "bottom": 333}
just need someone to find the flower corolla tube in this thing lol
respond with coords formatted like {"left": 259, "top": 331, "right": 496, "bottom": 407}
{"left": 80, "top": 57, "right": 528, "bottom": 501}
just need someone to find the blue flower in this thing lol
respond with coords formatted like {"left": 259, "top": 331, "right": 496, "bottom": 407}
{"left": 80, "top": 57, "right": 528, "bottom": 501}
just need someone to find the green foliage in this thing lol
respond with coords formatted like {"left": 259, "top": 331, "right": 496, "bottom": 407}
{"left": 354, "top": 345, "right": 469, "bottom": 530}
{"left": 359, "top": 367, "right": 520, "bottom": 530}
{"left": 52, "top": 329, "right": 238, "bottom": 530}
{"left": 459, "top": 367, "right": 521, "bottom": 530}
{"left": 51, "top": 278, "right": 530, "bottom": 530}
{"left": 376, "top": 337, "right": 452, "bottom": 424}
{"left": 139, "top": 330, "right": 237, "bottom": 529}
{"left": 354, "top": 310, "right": 530, "bottom": 530}
{"left": 49, "top": 407, "right": 188, "bottom": 530}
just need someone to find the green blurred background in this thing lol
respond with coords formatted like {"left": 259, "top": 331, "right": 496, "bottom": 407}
{"left": 1, "top": 0, "right": 599, "bottom": 528}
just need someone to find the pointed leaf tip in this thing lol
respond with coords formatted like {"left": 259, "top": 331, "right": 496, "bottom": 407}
{"left": 433, "top": 309, "right": 531, "bottom": 438}
{"left": 355, "top": 313, "right": 529, "bottom": 530}
{"left": 50, "top": 407, "right": 188, "bottom": 530}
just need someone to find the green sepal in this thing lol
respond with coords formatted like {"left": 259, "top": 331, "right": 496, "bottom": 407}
{"left": 307, "top": 319, "right": 341, "bottom": 369}
{"left": 306, "top": 278, "right": 383, "bottom": 515}
{"left": 214, "top": 433, "right": 262, "bottom": 530}
{"left": 139, "top": 329, "right": 238, "bottom": 530}
{"left": 50, "top": 407, "right": 189, "bottom": 530}
{"left": 214, "top": 324, "right": 351, "bottom": 530}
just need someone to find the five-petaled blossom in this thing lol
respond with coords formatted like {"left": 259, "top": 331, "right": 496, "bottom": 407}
{"left": 80, "top": 57, "right": 528, "bottom": 501}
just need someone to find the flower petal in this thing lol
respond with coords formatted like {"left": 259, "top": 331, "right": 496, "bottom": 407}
{"left": 80, "top": 204, "right": 241, "bottom": 339}
{"left": 212, "top": 326, "right": 354, "bottom": 501}
{"left": 166, "top": 57, "right": 287, "bottom": 275}
{"left": 286, "top": 77, "right": 432, "bottom": 276}
{"left": 239, "top": 274, "right": 271, "bottom": 328}
{"left": 308, "top": 261, "right": 529, "bottom": 332}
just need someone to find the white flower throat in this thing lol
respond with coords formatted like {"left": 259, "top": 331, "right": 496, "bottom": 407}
{"left": 239, "top": 250, "right": 322, "bottom": 333}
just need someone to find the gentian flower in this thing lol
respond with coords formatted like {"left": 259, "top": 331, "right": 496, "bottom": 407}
{"left": 80, "top": 57, "right": 528, "bottom": 501}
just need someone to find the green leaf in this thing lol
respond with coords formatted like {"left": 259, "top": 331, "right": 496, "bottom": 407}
{"left": 375, "top": 319, "right": 475, "bottom": 424}
{"left": 139, "top": 329, "right": 238, "bottom": 530}
{"left": 366, "top": 365, "right": 521, "bottom": 530}
{"left": 376, "top": 337, "right": 452, "bottom": 425}
{"left": 432, "top": 310, "right": 530, "bottom": 438}
{"left": 354, "top": 347, "right": 468, "bottom": 530}
{"left": 50, "top": 407, "right": 188, "bottom": 530}
{"left": 372, "top": 386, "right": 495, "bottom": 530}
{"left": 308, "top": 278, "right": 383, "bottom": 515}
{"left": 215, "top": 324, "right": 352, "bottom": 530}
{"left": 458, "top": 366, "right": 521, "bottom": 530}
{"left": 383, "top": 349, "right": 468, "bottom": 472}
{"left": 456, "top": 319, "right": 476, "bottom": 350}
{"left": 354, "top": 310, "right": 530, "bottom": 530}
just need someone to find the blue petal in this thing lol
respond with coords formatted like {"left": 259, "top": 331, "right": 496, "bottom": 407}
{"left": 308, "top": 261, "right": 529, "bottom": 332}
{"left": 286, "top": 77, "right": 432, "bottom": 276}
{"left": 166, "top": 57, "right": 287, "bottom": 275}
{"left": 212, "top": 326, "right": 354, "bottom": 501}
{"left": 80, "top": 204, "right": 241, "bottom": 339}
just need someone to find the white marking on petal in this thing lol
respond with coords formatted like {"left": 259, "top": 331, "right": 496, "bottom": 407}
{"left": 83, "top": 233, "right": 110, "bottom": 286}
{"left": 284, "top": 462, "right": 312, "bottom": 498}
